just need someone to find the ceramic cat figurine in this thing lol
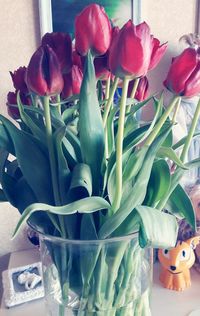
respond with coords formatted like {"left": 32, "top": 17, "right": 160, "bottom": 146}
{"left": 158, "top": 236, "right": 200, "bottom": 291}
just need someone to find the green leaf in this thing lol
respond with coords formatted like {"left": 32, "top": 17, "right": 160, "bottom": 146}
{"left": 62, "top": 104, "right": 78, "bottom": 125}
{"left": 144, "top": 159, "right": 171, "bottom": 207}
{"left": 0, "top": 150, "right": 17, "bottom": 207}
{"left": 157, "top": 147, "right": 188, "bottom": 169}
{"left": 0, "top": 123, "right": 15, "bottom": 155}
{"left": 80, "top": 214, "right": 98, "bottom": 240}
{"left": 99, "top": 127, "right": 171, "bottom": 238}
{"left": 172, "top": 131, "right": 200, "bottom": 150}
{"left": 107, "top": 107, "right": 118, "bottom": 157}
{"left": 68, "top": 163, "right": 92, "bottom": 199}
{"left": 62, "top": 137, "right": 78, "bottom": 169}
{"left": 166, "top": 184, "right": 196, "bottom": 229}
{"left": 13, "top": 197, "right": 111, "bottom": 238}
{"left": 79, "top": 52, "right": 105, "bottom": 194}
{"left": 123, "top": 146, "right": 149, "bottom": 184}
{"left": 54, "top": 126, "right": 70, "bottom": 204}
{"left": 17, "top": 93, "right": 46, "bottom": 144}
{"left": 0, "top": 189, "right": 7, "bottom": 202}
{"left": 123, "top": 124, "right": 150, "bottom": 152}
{"left": 135, "top": 205, "right": 178, "bottom": 248}
{"left": 65, "top": 129, "right": 82, "bottom": 162}
{"left": 127, "top": 93, "right": 163, "bottom": 148}
{"left": 0, "top": 115, "right": 54, "bottom": 204}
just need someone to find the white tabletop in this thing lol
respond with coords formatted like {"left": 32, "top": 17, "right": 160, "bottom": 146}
{"left": 1, "top": 249, "right": 200, "bottom": 316}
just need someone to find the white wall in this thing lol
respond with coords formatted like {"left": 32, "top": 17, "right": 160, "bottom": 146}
{"left": 0, "top": 0, "right": 40, "bottom": 256}
{"left": 142, "top": 0, "right": 196, "bottom": 97}
{"left": 0, "top": 0, "right": 198, "bottom": 256}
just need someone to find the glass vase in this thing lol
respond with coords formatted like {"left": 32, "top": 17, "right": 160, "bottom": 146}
{"left": 36, "top": 229, "right": 152, "bottom": 316}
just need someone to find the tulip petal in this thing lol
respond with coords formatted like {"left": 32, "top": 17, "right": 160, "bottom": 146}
{"left": 42, "top": 32, "right": 72, "bottom": 73}
{"left": 164, "top": 48, "right": 197, "bottom": 95}
{"left": 26, "top": 47, "right": 48, "bottom": 96}
{"left": 148, "top": 38, "right": 167, "bottom": 71}
{"left": 184, "top": 62, "right": 200, "bottom": 97}
{"left": 75, "top": 4, "right": 111, "bottom": 56}
{"left": 109, "top": 20, "right": 151, "bottom": 78}
{"left": 47, "top": 46, "right": 64, "bottom": 95}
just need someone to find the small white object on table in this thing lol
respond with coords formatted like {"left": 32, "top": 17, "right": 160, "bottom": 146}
{"left": 1, "top": 249, "right": 200, "bottom": 316}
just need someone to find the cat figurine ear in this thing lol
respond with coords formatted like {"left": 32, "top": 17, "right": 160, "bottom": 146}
{"left": 158, "top": 237, "right": 200, "bottom": 291}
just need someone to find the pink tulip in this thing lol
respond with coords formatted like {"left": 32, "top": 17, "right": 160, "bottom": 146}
{"left": 75, "top": 4, "right": 112, "bottom": 56}
{"left": 26, "top": 45, "right": 64, "bottom": 96}
{"left": 42, "top": 32, "right": 72, "bottom": 74}
{"left": 109, "top": 20, "right": 153, "bottom": 78}
{"left": 163, "top": 47, "right": 200, "bottom": 97}
{"left": 62, "top": 65, "right": 83, "bottom": 98}
{"left": 128, "top": 76, "right": 149, "bottom": 101}
{"left": 148, "top": 38, "right": 167, "bottom": 71}
{"left": 10, "top": 66, "right": 28, "bottom": 94}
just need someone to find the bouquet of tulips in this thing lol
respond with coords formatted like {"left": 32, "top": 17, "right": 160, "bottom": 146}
{"left": 2, "top": 3, "right": 200, "bottom": 315}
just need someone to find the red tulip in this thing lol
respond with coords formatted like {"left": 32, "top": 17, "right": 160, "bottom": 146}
{"left": 94, "top": 54, "right": 110, "bottom": 80}
{"left": 26, "top": 45, "right": 64, "bottom": 96}
{"left": 10, "top": 66, "right": 28, "bottom": 94}
{"left": 61, "top": 65, "right": 83, "bottom": 99}
{"left": 42, "top": 32, "right": 72, "bottom": 73}
{"left": 148, "top": 38, "right": 167, "bottom": 71}
{"left": 75, "top": 4, "right": 112, "bottom": 56}
{"left": 72, "top": 49, "right": 83, "bottom": 70}
{"left": 163, "top": 47, "right": 200, "bottom": 97}
{"left": 128, "top": 76, "right": 149, "bottom": 101}
{"left": 6, "top": 91, "right": 31, "bottom": 120}
{"left": 109, "top": 20, "right": 154, "bottom": 78}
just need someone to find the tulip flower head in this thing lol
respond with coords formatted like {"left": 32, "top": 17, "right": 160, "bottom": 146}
{"left": 6, "top": 91, "right": 31, "bottom": 120}
{"left": 26, "top": 45, "right": 64, "bottom": 96}
{"left": 62, "top": 65, "right": 83, "bottom": 99}
{"left": 148, "top": 37, "right": 167, "bottom": 71}
{"left": 109, "top": 21, "right": 153, "bottom": 79}
{"left": 164, "top": 47, "right": 200, "bottom": 97}
{"left": 75, "top": 3, "right": 112, "bottom": 56}
{"left": 10, "top": 66, "right": 28, "bottom": 94}
{"left": 128, "top": 76, "right": 149, "bottom": 101}
{"left": 42, "top": 32, "right": 72, "bottom": 74}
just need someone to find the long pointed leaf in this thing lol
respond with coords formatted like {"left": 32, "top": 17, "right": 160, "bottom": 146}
{"left": 0, "top": 115, "right": 54, "bottom": 204}
{"left": 135, "top": 205, "right": 178, "bottom": 248}
{"left": 13, "top": 197, "right": 111, "bottom": 238}
{"left": 79, "top": 52, "right": 105, "bottom": 194}
{"left": 99, "top": 127, "right": 171, "bottom": 238}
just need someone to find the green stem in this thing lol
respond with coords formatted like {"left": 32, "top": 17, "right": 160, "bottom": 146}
{"left": 172, "top": 97, "right": 181, "bottom": 124}
{"left": 56, "top": 94, "right": 61, "bottom": 115}
{"left": 103, "top": 77, "right": 119, "bottom": 127}
{"left": 112, "top": 77, "right": 130, "bottom": 213}
{"left": 144, "top": 95, "right": 180, "bottom": 146}
{"left": 126, "top": 78, "right": 140, "bottom": 113}
{"left": 43, "top": 96, "right": 60, "bottom": 204}
{"left": 180, "top": 97, "right": 200, "bottom": 163}
{"left": 43, "top": 96, "right": 66, "bottom": 237}
{"left": 105, "top": 76, "right": 111, "bottom": 100}
{"left": 104, "top": 78, "right": 111, "bottom": 160}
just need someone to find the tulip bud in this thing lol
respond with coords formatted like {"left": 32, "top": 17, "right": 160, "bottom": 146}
{"left": 128, "top": 76, "right": 149, "bottom": 101}
{"left": 10, "top": 66, "right": 28, "bottom": 94}
{"left": 61, "top": 65, "right": 83, "bottom": 99}
{"left": 163, "top": 47, "right": 200, "bottom": 97}
{"left": 109, "top": 20, "right": 153, "bottom": 78}
{"left": 94, "top": 54, "right": 110, "bottom": 80}
{"left": 42, "top": 32, "right": 72, "bottom": 74}
{"left": 148, "top": 38, "right": 167, "bottom": 71}
{"left": 26, "top": 45, "right": 64, "bottom": 96}
{"left": 75, "top": 4, "right": 112, "bottom": 56}
{"left": 7, "top": 91, "right": 31, "bottom": 120}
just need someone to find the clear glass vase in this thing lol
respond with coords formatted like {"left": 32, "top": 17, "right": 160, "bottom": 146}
{"left": 36, "top": 228, "right": 152, "bottom": 316}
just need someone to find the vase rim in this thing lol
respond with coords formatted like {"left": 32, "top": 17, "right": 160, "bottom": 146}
{"left": 28, "top": 220, "right": 139, "bottom": 244}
